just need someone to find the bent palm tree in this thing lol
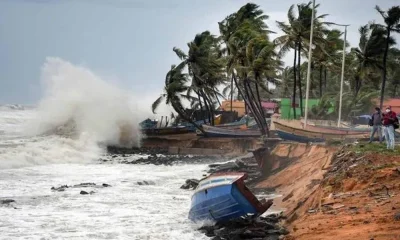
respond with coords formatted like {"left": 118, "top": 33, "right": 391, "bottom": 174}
{"left": 374, "top": 5, "right": 400, "bottom": 109}
{"left": 152, "top": 64, "right": 204, "bottom": 133}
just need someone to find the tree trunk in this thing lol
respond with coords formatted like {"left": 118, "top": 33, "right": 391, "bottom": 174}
{"left": 245, "top": 80, "right": 265, "bottom": 130}
{"left": 232, "top": 73, "right": 265, "bottom": 135}
{"left": 171, "top": 102, "right": 205, "bottom": 134}
{"left": 297, "top": 41, "right": 304, "bottom": 117}
{"left": 230, "top": 75, "right": 234, "bottom": 112}
{"left": 243, "top": 80, "right": 266, "bottom": 135}
{"left": 292, "top": 44, "right": 297, "bottom": 119}
{"left": 255, "top": 79, "right": 269, "bottom": 136}
{"left": 324, "top": 68, "right": 327, "bottom": 91}
{"left": 379, "top": 28, "right": 390, "bottom": 110}
{"left": 197, "top": 92, "right": 203, "bottom": 121}
{"left": 204, "top": 93, "right": 215, "bottom": 126}
{"left": 214, "top": 89, "right": 221, "bottom": 107}
{"left": 319, "top": 65, "right": 323, "bottom": 98}
{"left": 201, "top": 91, "right": 212, "bottom": 125}
{"left": 393, "top": 84, "right": 398, "bottom": 97}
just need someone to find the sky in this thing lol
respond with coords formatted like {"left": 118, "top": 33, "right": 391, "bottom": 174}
{"left": 0, "top": 0, "right": 399, "bottom": 104}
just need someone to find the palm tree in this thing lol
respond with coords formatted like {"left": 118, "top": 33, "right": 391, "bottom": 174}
{"left": 275, "top": 1, "right": 329, "bottom": 118}
{"left": 218, "top": 3, "right": 273, "bottom": 136}
{"left": 350, "top": 24, "right": 394, "bottom": 96}
{"left": 173, "top": 31, "right": 226, "bottom": 125}
{"left": 313, "top": 29, "right": 344, "bottom": 97}
{"left": 151, "top": 64, "right": 204, "bottom": 133}
{"left": 374, "top": 5, "right": 400, "bottom": 109}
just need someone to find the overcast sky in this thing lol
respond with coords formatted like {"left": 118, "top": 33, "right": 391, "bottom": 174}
{"left": 0, "top": 0, "right": 399, "bottom": 104}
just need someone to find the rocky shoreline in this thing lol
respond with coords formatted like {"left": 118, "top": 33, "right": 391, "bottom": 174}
{"left": 105, "top": 146, "right": 287, "bottom": 240}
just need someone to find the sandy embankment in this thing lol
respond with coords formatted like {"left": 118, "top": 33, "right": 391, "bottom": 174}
{"left": 255, "top": 143, "right": 400, "bottom": 240}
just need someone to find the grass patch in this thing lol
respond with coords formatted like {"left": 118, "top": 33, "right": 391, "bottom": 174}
{"left": 350, "top": 143, "right": 400, "bottom": 155}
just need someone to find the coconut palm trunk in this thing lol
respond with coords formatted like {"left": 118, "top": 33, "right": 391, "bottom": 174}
{"left": 292, "top": 43, "right": 298, "bottom": 119}
{"left": 297, "top": 40, "right": 304, "bottom": 117}
{"left": 379, "top": 29, "right": 391, "bottom": 110}
{"left": 319, "top": 65, "right": 323, "bottom": 97}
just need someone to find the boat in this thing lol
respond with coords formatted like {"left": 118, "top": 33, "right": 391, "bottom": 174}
{"left": 216, "top": 115, "right": 251, "bottom": 128}
{"left": 301, "top": 123, "right": 370, "bottom": 134}
{"left": 200, "top": 124, "right": 261, "bottom": 138}
{"left": 141, "top": 126, "right": 190, "bottom": 136}
{"left": 188, "top": 172, "right": 273, "bottom": 223}
{"left": 274, "top": 121, "right": 369, "bottom": 143}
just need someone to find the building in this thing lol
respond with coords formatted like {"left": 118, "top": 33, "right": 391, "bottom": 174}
{"left": 220, "top": 100, "right": 278, "bottom": 117}
{"left": 279, "top": 98, "right": 335, "bottom": 120}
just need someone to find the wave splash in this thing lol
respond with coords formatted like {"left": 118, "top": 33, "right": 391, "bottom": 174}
{"left": 28, "top": 57, "right": 142, "bottom": 147}
{"left": 0, "top": 57, "right": 144, "bottom": 169}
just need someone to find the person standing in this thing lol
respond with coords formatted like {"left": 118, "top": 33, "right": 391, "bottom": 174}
{"left": 382, "top": 106, "right": 397, "bottom": 150}
{"left": 369, "top": 107, "right": 382, "bottom": 143}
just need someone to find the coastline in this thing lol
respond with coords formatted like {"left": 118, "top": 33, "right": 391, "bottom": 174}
{"left": 112, "top": 136, "right": 400, "bottom": 240}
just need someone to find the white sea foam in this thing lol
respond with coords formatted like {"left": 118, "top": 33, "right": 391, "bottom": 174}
{"left": 0, "top": 57, "right": 149, "bottom": 169}
{"left": 27, "top": 57, "right": 143, "bottom": 147}
{"left": 0, "top": 159, "right": 210, "bottom": 240}
{"left": 0, "top": 58, "right": 213, "bottom": 239}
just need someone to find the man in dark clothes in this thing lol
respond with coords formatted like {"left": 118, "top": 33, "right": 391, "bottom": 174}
{"left": 382, "top": 106, "right": 397, "bottom": 149}
{"left": 369, "top": 107, "right": 382, "bottom": 143}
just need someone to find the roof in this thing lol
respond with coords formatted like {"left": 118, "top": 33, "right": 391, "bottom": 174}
{"left": 221, "top": 101, "right": 245, "bottom": 108}
{"left": 373, "top": 98, "right": 400, "bottom": 113}
{"left": 261, "top": 102, "right": 277, "bottom": 109}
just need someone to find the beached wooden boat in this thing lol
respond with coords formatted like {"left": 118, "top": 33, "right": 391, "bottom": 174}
{"left": 274, "top": 121, "right": 369, "bottom": 142}
{"left": 199, "top": 124, "right": 261, "bottom": 138}
{"left": 301, "top": 123, "right": 370, "bottom": 134}
{"left": 189, "top": 172, "right": 273, "bottom": 223}
{"left": 141, "top": 126, "right": 190, "bottom": 136}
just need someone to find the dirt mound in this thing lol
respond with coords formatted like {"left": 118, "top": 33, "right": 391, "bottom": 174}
{"left": 255, "top": 143, "right": 336, "bottom": 218}
{"left": 285, "top": 145, "right": 400, "bottom": 240}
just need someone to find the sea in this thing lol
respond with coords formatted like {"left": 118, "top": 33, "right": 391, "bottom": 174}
{"left": 0, "top": 58, "right": 211, "bottom": 240}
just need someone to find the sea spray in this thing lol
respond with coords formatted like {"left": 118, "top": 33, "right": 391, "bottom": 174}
{"left": 28, "top": 57, "right": 143, "bottom": 147}
{"left": 0, "top": 57, "right": 147, "bottom": 169}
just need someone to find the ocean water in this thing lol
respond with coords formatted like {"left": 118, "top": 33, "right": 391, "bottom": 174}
{"left": 0, "top": 58, "right": 210, "bottom": 240}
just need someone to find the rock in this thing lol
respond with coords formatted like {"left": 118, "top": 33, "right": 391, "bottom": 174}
{"left": 180, "top": 179, "right": 199, "bottom": 190}
{"left": 1, "top": 199, "right": 15, "bottom": 204}
{"left": 51, "top": 185, "right": 68, "bottom": 192}
{"left": 74, "top": 183, "right": 96, "bottom": 187}
{"left": 394, "top": 212, "right": 400, "bottom": 221}
{"left": 143, "top": 181, "right": 155, "bottom": 185}
{"left": 80, "top": 191, "right": 89, "bottom": 195}
{"left": 240, "top": 229, "right": 266, "bottom": 238}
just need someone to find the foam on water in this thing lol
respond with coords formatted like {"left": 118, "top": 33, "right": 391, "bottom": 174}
{"left": 0, "top": 161, "right": 209, "bottom": 240}
{"left": 0, "top": 58, "right": 212, "bottom": 239}
{"left": 0, "top": 57, "right": 147, "bottom": 169}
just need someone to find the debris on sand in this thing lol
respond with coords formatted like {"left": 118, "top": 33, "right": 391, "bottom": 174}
{"left": 199, "top": 214, "right": 288, "bottom": 240}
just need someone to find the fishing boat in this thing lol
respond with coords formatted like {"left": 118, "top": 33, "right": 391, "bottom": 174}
{"left": 274, "top": 121, "right": 369, "bottom": 143}
{"left": 199, "top": 124, "right": 261, "bottom": 138}
{"left": 216, "top": 115, "right": 250, "bottom": 128}
{"left": 141, "top": 126, "right": 190, "bottom": 136}
{"left": 188, "top": 172, "right": 273, "bottom": 223}
{"left": 301, "top": 123, "right": 370, "bottom": 134}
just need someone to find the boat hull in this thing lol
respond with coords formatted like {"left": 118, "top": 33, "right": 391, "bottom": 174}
{"left": 302, "top": 123, "right": 370, "bottom": 134}
{"left": 189, "top": 173, "right": 272, "bottom": 223}
{"left": 200, "top": 125, "right": 261, "bottom": 138}
{"left": 276, "top": 130, "right": 324, "bottom": 143}
{"left": 274, "top": 121, "right": 369, "bottom": 142}
{"left": 142, "top": 126, "right": 190, "bottom": 135}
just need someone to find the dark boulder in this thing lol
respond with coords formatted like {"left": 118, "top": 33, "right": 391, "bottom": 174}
{"left": 1, "top": 199, "right": 15, "bottom": 204}
{"left": 180, "top": 179, "right": 199, "bottom": 190}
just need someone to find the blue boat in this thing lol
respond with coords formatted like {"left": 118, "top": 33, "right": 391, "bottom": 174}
{"left": 276, "top": 130, "right": 324, "bottom": 143}
{"left": 188, "top": 172, "right": 273, "bottom": 223}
